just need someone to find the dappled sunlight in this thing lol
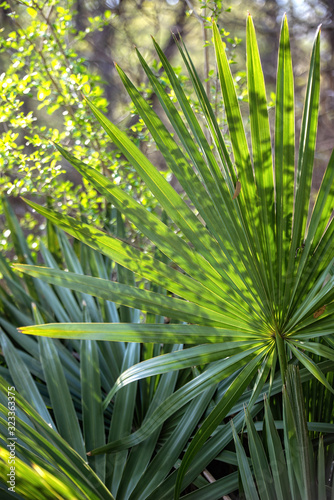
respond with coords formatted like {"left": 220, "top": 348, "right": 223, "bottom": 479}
{"left": 6, "top": 14, "right": 334, "bottom": 500}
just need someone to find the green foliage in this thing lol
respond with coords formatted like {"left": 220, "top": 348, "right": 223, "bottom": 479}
{"left": 233, "top": 366, "right": 333, "bottom": 500}
{"left": 0, "top": 201, "right": 221, "bottom": 498}
{"left": 0, "top": 0, "right": 246, "bottom": 256}
{"left": 0, "top": 0, "right": 167, "bottom": 254}
{"left": 2, "top": 13, "right": 334, "bottom": 499}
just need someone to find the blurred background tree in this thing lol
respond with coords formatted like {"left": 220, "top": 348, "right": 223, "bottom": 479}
{"left": 0, "top": 0, "right": 333, "bottom": 258}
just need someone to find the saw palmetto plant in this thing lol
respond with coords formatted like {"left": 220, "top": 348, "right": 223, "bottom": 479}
{"left": 232, "top": 366, "right": 333, "bottom": 500}
{"left": 1, "top": 201, "right": 227, "bottom": 499}
{"left": 9, "top": 14, "right": 334, "bottom": 499}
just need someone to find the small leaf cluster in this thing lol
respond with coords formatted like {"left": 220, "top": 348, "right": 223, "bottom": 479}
{"left": 0, "top": 0, "right": 161, "bottom": 253}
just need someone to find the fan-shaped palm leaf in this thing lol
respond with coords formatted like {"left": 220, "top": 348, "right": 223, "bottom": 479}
{"left": 13, "top": 15, "right": 334, "bottom": 498}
